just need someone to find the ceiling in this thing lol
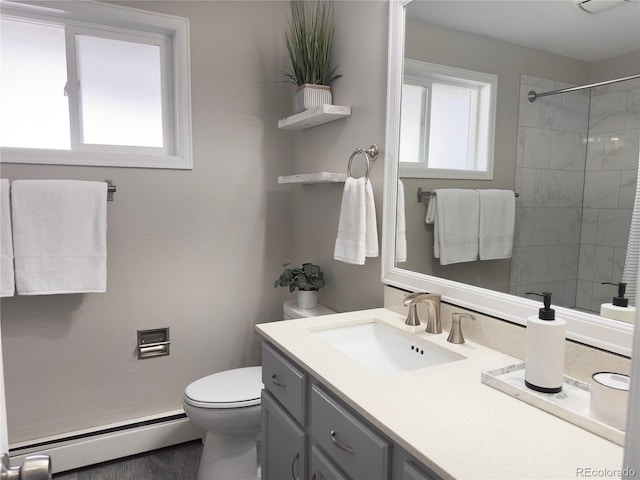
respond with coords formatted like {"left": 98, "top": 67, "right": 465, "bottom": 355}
{"left": 407, "top": 0, "right": 640, "bottom": 63}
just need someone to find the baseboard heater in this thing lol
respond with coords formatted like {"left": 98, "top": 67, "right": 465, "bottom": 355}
{"left": 8, "top": 410, "right": 203, "bottom": 474}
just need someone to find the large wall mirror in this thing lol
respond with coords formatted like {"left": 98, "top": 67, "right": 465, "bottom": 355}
{"left": 382, "top": 0, "right": 640, "bottom": 356}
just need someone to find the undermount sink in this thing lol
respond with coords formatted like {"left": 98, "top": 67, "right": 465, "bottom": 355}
{"left": 310, "top": 321, "right": 464, "bottom": 374}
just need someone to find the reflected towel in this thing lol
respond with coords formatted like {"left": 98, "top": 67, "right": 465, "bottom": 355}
{"left": 396, "top": 180, "right": 407, "bottom": 263}
{"left": 334, "top": 177, "right": 379, "bottom": 265}
{"left": 478, "top": 189, "right": 515, "bottom": 260}
{"left": 0, "top": 179, "right": 15, "bottom": 297}
{"left": 12, "top": 180, "right": 108, "bottom": 295}
{"left": 426, "top": 189, "right": 479, "bottom": 265}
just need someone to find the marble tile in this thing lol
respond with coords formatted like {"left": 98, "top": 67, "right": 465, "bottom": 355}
{"left": 521, "top": 127, "right": 551, "bottom": 168}
{"left": 575, "top": 280, "right": 594, "bottom": 312}
{"left": 603, "top": 129, "right": 640, "bottom": 171}
{"left": 550, "top": 131, "right": 586, "bottom": 171}
{"left": 583, "top": 170, "right": 621, "bottom": 208}
{"left": 514, "top": 207, "right": 547, "bottom": 246}
{"left": 578, "top": 245, "right": 614, "bottom": 281}
{"left": 613, "top": 247, "right": 626, "bottom": 282}
{"left": 626, "top": 87, "right": 640, "bottom": 129}
{"left": 580, "top": 208, "right": 599, "bottom": 246}
{"left": 589, "top": 91, "right": 628, "bottom": 133}
{"left": 539, "top": 94, "right": 566, "bottom": 131}
{"left": 544, "top": 170, "right": 584, "bottom": 207}
{"left": 553, "top": 245, "right": 580, "bottom": 281}
{"left": 585, "top": 134, "right": 605, "bottom": 171}
{"left": 546, "top": 208, "right": 582, "bottom": 245}
{"left": 597, "top": 209, "right": 632, "bottom": 248}
{"left": 518, "top": 168, "right": 537, "bottom": 208}
{"left": 619, "top": 170, "right": 638, "bottom": 209}
{"left": 564, "top": 92, "right": 590, "bottom": 133}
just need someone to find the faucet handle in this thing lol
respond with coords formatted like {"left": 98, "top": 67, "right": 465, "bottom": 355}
{"left": 403, "top": 292, "right": 422, "bottom": 326}
{"left": 447, "top": 313, "right": 475, "bottom": 344}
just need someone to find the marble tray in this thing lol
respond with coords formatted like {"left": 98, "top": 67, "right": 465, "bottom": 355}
{"left": 481, "top": 363, "right": 624, "bottom": 446}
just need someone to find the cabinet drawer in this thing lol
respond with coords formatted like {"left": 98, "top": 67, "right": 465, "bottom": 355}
{"left": 310, "top": 445, "right": 349, "bottom": 480}
{"left": 262, "top": 342, "right": 307, "bottom": 425}
{"left": 403, "top": 461, "right": 438, "bottom": 480}
{"left": 311, "top": 385, "right": 390, "bottom": 480}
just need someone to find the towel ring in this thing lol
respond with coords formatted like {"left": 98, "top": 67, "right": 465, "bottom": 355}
{"left": 347, "top": 144, "right": 379, "bottom": 181}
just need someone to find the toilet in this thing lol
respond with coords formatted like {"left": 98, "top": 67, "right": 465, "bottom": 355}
{"left": 183, "top": 300, "right": 336, "bottom": 480}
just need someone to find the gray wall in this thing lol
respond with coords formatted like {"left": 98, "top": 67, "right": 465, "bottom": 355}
{"left": 289, "top": 1, "right": 388, "bottom": 312}
{"left": 1, "top": 0, "right": 390, "bottom": 445}
{"left": 0, "top": 1, "right": 299, "bottom": 443}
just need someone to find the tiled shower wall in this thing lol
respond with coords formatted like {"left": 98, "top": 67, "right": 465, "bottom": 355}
{"left": 577, "top": 77, "right": 640, "bottom": 311}
{"left": 511, "top": 75, "right": 590, "bottom": 308}
{"left": 511, "top": 75, "right": 640, "bottom": 312}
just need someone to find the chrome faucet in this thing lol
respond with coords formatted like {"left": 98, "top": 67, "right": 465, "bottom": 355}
{"left": 403, "top": 292, "right": 442, "bottom": 334}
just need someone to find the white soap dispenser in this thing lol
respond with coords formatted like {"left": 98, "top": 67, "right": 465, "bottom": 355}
{"left": 525, "top": 292, "right": 566, "bottom": 393}
{"left": 600, "top": 282, "right": 635, "bottom": 324}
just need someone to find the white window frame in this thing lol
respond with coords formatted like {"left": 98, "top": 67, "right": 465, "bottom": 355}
{"left": 399, "top": 59, "right": 496, "bottom": 180}
{"left": 0, "top": 1, "right": 192, "bottom": 170}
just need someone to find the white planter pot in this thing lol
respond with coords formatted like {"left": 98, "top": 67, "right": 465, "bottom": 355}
{"left": 297, "top": 290, "right": 318, "bottom": 309}
{"left": 293, "top": 84, "right": 332, "bottom": 113}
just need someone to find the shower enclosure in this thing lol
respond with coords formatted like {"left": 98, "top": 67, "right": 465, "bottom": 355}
{"left": 511, "top": 73, "right": 640, "bottom": 313}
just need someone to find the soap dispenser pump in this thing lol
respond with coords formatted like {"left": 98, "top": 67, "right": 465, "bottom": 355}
{"left": 524, "top": 292, "right": 566, "bottom": 393}
{"left": 600, "top": 282, "right": 635, "bottom": 324}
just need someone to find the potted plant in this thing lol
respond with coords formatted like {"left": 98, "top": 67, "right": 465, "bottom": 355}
{"left": 274, "top": 262, "right": 326, "bottom": 309}
{"left": 280, "top": 0, "right": 341, "bottom": 113}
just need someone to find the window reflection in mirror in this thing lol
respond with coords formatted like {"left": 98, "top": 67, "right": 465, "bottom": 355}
{"left": 400, "top": 61, "right": 497, "bottom": 180}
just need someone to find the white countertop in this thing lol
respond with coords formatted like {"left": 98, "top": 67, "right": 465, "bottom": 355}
{"left": 256, "top": 308, "right": 624, "bottom": 480}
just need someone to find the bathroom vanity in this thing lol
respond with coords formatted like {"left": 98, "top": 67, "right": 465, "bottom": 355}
{"left": 256, "top": 308, "right": 623, "bottom": 480}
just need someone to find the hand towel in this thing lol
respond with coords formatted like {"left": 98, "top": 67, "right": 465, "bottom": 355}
{"left": 427, "top": 189, "right": 479, "bottom": 265}
{"left": 395, "top": 180, "right": 407, "bottom": 263}
{"left": 12, "top": 180, "right": 107, "bottom": 295}
{"left": 0, "top": 179, "right": 15, "bottom": 297}
{"left": 334, "top": 177, "right": 378, "bottom": 265}
{"left": 478, "top": 189, "right": 516, "bottom": 260}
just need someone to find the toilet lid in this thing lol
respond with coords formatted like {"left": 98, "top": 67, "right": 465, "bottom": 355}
{"left": 184, "top": 366, "right": 262, "bottom": 409}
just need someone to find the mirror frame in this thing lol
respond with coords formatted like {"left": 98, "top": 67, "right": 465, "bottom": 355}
{"left": 381, "top": 0, "right": 634, "bottom": 357}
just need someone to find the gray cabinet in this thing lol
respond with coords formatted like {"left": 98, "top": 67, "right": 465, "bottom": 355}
{"left": 310, "top": 446, "right": 349, "bottom": 480}
{"left": 261, "top": 390, "right": 307, "bottom": 480}
{"left": 311, "top": 385, "right": 390, "bottom": 480}
{"left": 261, "top": 342, "right": 441, "bottom": 480}
{"left": 402, "top": 461, "right": 438, "bottom": 480}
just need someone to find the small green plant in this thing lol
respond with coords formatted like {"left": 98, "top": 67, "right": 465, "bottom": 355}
{"left": 274, "top": 262, "right": 326, "bottom": 292}
{"left": 280, "top": 0, "right": 341, "bottom": 86}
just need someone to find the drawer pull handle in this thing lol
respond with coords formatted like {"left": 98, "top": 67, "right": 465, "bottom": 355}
{"left": 290, "top": 451, "right": 300, "bottom": 480}
{"left": 330, "top": 430, "right": 355, "bottom": 454}
{"left": 271, "top": 374, "right": 287, "bottom": 388}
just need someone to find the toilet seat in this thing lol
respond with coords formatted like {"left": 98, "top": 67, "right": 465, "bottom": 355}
{"left": 184, "top": 366, "right": 262, "bottom": 409}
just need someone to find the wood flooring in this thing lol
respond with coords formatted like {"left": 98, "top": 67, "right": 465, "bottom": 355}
{"left": 52, "top": 441, "right": 202, "bottom": 480}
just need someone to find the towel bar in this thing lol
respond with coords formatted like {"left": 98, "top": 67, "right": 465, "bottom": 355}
{"left": 106, "top": 180, "right": 116, "bottom": 201}
{"left": 417, "top": 187, "right": 519, "bottom": 203}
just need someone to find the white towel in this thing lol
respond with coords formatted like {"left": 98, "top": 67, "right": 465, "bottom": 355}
{"left": 12, "top": 180, "right": 107, "bottom": 295}
{"left": 478, "top": 189, "right": 515, "bottom": 260}
{"left": 426, "top": 189, "right": 479, "bottom": 265}
{"left": 395, "top": 180, "right": 407, "bottom": 263}
{"left": 334, "top": 177, "right": 379, "bottom": 265}
{"left": 0, "top": 179, "right": 15, "bottom": 297}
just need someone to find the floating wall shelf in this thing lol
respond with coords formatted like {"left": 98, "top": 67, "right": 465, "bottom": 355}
{"left": 278, "top": 172, "right": 347, "bottom": 184}
{"left": 278, "top": 105, "right": 351, "bottom": 130}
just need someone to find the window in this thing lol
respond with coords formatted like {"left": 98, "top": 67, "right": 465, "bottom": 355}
{"left": 0, "top": 1, "right": 192, "bottom": 169}
{"left": 399, "top": 60, "right": 497, "bottom": 180}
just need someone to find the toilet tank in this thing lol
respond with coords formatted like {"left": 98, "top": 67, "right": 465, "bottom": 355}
{"left": 283, "top": 299, "right": 336, "bottom": 319}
